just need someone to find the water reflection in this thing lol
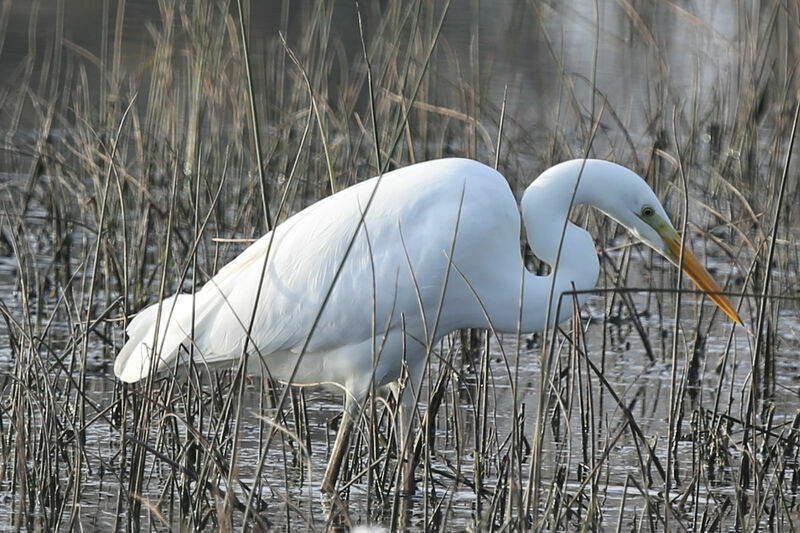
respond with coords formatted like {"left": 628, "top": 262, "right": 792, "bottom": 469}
{"left": 1, "top": 0, "right": 798, "bottom": 530}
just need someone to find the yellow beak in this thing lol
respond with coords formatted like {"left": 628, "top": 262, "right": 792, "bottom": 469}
{"left": 659, "top": 227, "right": 743, "bottom": 325}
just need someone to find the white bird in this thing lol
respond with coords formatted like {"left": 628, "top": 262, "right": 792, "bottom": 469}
{"left": 114, "top": 158, "right": 742, "bottom": 492}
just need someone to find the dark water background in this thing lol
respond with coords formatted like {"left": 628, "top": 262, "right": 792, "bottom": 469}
{"left": 1, "top": 0, "right": 798, "bottom": 530}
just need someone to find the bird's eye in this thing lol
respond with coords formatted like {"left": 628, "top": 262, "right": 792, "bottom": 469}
{"left": 641, "top": 206, "right": 655, "bottom": 218}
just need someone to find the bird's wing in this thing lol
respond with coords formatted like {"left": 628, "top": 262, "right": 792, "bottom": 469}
{"left": 114, "top": 159, "right": 519, "bottom": 383}
{"left": 115, "top": 172, "right": 424, "bottom": 382}
{"left": 190, "top": 173, "right": 447, "bottom": 361}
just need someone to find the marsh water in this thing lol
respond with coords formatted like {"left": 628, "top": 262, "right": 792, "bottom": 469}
{"left": 1, "top": 0, "right": 799, "bottom": 530}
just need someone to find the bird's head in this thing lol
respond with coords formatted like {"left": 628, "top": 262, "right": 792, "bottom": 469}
{"left": 590, "top": 164, "right": 743, "bottom": 325}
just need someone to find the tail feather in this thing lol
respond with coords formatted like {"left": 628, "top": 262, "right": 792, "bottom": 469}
{"left": 114, "top": 232, "right": 278, "bottom": 383}
{"left": 114, "top": 294, "right": 205, "bottom": 383}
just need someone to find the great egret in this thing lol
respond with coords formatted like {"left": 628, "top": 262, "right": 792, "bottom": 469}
{"left": 114, "top": 158, "right": 742, "bottom": 492}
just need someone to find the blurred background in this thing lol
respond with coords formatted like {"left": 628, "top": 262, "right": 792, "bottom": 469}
{"left": 1, "top": 1, "right": 798, "bottom": 530}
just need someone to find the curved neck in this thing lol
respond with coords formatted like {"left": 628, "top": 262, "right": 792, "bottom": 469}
{"left": 512, "top": 160, "right": 606, "bottom": 331}
{"left": 522, "top": 159, "right": 610, "bottom": 267}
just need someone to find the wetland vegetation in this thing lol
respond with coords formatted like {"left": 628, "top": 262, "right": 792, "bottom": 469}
{"left": 0, "top": 0, "right": 799, "bottom": 530}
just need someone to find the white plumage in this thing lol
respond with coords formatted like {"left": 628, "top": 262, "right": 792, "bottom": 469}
{"left": 115, "top": 158, "right": 740, "bottom": 491}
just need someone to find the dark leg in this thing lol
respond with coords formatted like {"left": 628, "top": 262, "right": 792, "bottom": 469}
{"left": 322, "top": 397, "right": 357, "bottom": 493}
{"left": 395, "top": 361, "right": 424, "bottom": 495}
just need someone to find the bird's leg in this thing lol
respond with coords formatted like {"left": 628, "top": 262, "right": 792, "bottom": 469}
{"left": 395, "top": 362, "right": 424, "bottom": 495}
{"left": 398, "top": 387, "right": 417, "bottom": 495}
{"left": 387, "top": 381, "right": 408, "bottom": 482}
{"left": 322, "top": 394, "right": 358, "bottom": 493}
